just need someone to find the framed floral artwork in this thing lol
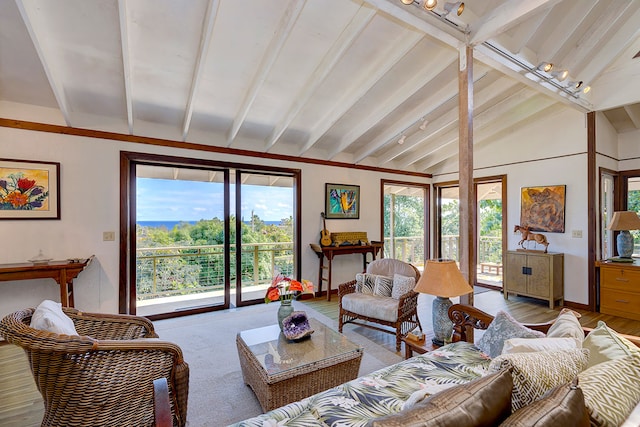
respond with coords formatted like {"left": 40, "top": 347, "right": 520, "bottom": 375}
{"left": 325, "top": 183, "right": 359, "bottom": 219}
{"left": 520, "top": 185, "right": 565, "bottom": 233}
{"left": 0, "top": 159, "right": 60, "bottom": 219}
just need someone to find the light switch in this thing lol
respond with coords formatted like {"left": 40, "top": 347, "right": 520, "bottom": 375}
{"left": 103, "top": 231, "right": 115, "bottom": 241}
{"left": 571, "top": 230, "right": 582, "bottom": 238}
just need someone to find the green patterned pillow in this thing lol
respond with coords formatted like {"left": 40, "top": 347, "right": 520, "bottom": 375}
{"left": 489, "top": 348, "right": 589, "bottom": 411}
{"left": 579, "top": 356, "right": 640, "bottom": 427}
{"left": 583, "top": 321, "right": 640, "bottom": 368}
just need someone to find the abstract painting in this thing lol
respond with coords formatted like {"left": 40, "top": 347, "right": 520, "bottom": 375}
{"left": 520, "top": 185, "right": 565, "bottom": 233}
{"left": 325, "top": 183, "right": 360, "bottom": 219}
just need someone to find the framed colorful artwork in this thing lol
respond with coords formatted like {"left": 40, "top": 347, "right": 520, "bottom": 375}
{"left": 520, "top": 185, "right": 565, "bottom": 233}
{"left": 0, "top": 158, "right": 60, "bottom": 219}
{"left": 325, "top": 183, "right": 360, "bottom": 219}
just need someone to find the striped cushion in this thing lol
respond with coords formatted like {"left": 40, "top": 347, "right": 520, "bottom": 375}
{"left": 489, "top": 349, "right": 589, "bottom": 411}
{"left": 373, "top": 275, "right": 393, "bottom": 297}
{"left": 355, "top": 273, "right": 377, "bottom": 294}
{"left": 579, "top": 356, "right": 640, "bottom": 427}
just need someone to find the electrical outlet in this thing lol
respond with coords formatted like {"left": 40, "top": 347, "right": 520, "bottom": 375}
{"left": 103, "top": 231, "right": 115, "bottom": 241}
{"left": 571, "top": 230, "right": 582, "bottom": 238}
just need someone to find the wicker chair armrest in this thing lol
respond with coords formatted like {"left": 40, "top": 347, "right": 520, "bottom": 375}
{"left": 397, "top": 290, "right": 419, "bottom": 318}
{"left": 94, "top": 339, "right": 186, "bottom": 362}
{"left": 338, "top": 280, "right": 357, "bottom": 299}
{"left": 154, "top": 378, "right": 173, "bottom": 427}
{"left": 65, "top": 308, "right": 158, "bottom": 339}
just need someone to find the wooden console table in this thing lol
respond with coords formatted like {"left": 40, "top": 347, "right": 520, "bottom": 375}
{"left": 310, "top": 243, "right": 382, "bottom": 301}
{"left": 0, "top": 256, "right": 94, "bottom": 307}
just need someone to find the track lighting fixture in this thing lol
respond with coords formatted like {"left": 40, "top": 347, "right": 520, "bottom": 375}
{"left": 443, "top": 2, "right": 464, "bottom": 16}
{"left": 423, "top": 0, "right": 437, "bottom": 11}
{"left": 537, "top": 62, "right": 553, "bottom": 73}
{"left": 567, "top": 80, "right": 583, "bottom": 91}
{"left": 582, "top": 85, "right": 591, "bottom": 94}
{"left": 419, "top": 118, "right": 428, "bottom": 130}
{"left": 551, "top": 69, "right": 569, "bottom": 81}
{"left": 397, "top": 135, "right": 406, "bottom": 145}
{"left": 401, "top": 0, "right": 414, "bottom": 4}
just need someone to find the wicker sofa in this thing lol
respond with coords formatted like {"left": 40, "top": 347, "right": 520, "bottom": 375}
{"left": 228, "top": 304, "right": 640, "bottom": 427}
{"left": 1, "top": 304, "right": 189, "bottom": 427}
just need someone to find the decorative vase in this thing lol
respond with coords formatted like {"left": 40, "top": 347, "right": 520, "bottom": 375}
{"left": 277, "top": 299, "right": 294, "bottom": 330}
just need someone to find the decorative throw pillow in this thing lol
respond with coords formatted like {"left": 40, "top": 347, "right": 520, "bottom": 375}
{"left": 500, "top": 378, "right": 590, "bottom": 427}
{"left": 546, "top": 308, "right": 584, "bottom": 346}
{"left": 477, "top": 310, "right": 545, "bottom": 358}
{"left": 502, "top": 337, "right": 578, "bottom": 355}
{"left": 391, "top": 274, "right": 415, "bottom": 299}
{"left": 489, "top": 348, "right": 589, "bottom": 411}
{"left": 582, "top": 321, "right": 640, "bottom": 368}
{"left": 579, "top": 356, "right": 640, "bottom": 427}
{"left": 367, "top": 368, "right": 513, "bottom": 427}
{"left": 30, "top": 299, "right": 78, "bottom": 335}
{"left": 355, "top": 273, "right": 377, "bottom": 294}
{"left": 373, "top": 275, "right": 394, "bottom": 297}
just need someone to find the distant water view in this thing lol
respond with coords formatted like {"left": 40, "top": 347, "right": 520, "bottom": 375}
{"left": 138, "top": 220, "right": 281, "bottom": 229}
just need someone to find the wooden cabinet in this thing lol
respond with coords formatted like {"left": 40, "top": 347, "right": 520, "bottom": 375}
{"left": 504, "top": 251, "right": 564, "bottom": 309}
{"left": 598, "top": 261, "right": 640, "bottom": 321}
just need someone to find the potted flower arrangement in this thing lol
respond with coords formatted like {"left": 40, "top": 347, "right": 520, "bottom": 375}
{"left": 265, "top": 273, "right": 314, "bottom": 330}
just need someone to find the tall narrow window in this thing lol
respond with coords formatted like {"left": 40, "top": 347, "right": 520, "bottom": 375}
{"left": 382, "top": 181, "right": 428, "bottom": 269}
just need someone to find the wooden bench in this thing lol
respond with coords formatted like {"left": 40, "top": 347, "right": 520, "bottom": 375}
{"left": 479, "top": 262, "right": 502, "bottom": 275}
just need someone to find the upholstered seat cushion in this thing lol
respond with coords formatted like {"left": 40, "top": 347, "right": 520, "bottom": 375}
{"left": 342, "top": 293, "right": 399, "bottom": 322}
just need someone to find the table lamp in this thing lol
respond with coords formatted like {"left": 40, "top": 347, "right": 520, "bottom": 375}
{"left": 414, "top": 259, "right": 473, "bottom": 346}
{"left": 607, "top": 211, "right": 640, "bottom": 258}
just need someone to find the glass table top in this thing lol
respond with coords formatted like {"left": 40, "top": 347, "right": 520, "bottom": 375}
{"left": 238, "top": 318, "right": 362, "bottom": 376}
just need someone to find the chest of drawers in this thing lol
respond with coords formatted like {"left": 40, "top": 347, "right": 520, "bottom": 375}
{"left": 598, "top": 261, "right": 640, "bottom": 321}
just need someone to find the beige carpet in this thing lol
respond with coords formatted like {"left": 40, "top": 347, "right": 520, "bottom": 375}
{"left": 153, "top": 300, "right": 402, "bottom": 426}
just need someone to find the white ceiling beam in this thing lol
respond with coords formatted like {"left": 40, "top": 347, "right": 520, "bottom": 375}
{"left": 500, "top": 8, "right": 550, "bottom": 55}
{"left": 328, "top": 50, "right": 457, "bottom": 160}
{"left": 117, "top": 0, "right": 133, "bottom": 134}
{"left": 226, "top": 0, "right": 305, "bottom": 146}
{"left": 182, "top": 0, "right": 220, "bottom": 141}
{"left": 415, "top": 94, "right": 556, "bottom": 170}
{"left": 265, "top": 4, "right": 376, "bottom": 151}
{"left": 15, "top": 0, "right": 71, "bottom": 125}
{"left": 389, "top": 76, "right": 525, "bottom": 166}
{"left": 562, "top": 1, "right": 637, "bottom": 75}
{"left": 402, "top": 88, "right": 543, "bottom": 168}
{"left": 578, "top": 4, "right": 640, "bottom": 85}
{"left": 536, "top": 0, "right": 597, "bottom": 62}
{"left": 298, "top": 30, "right": 423, "bottom": 156}
{"left": 469, "top": 0, "right": 561, "bottom": 46}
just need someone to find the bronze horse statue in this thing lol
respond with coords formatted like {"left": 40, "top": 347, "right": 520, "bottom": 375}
{"left": 514, "top": 225, "right": 549, "bottom": 253}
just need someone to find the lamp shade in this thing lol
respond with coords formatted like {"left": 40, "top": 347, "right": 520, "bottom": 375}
{"left": 607, "top": 211, "right": 640, "bottom": 231}
{"left": 414, "top": 259, "right": 473, "bottom": 298}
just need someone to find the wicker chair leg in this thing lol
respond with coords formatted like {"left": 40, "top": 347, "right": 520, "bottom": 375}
{"left": 338, "top": 313, "right": 344, "bottom": 332}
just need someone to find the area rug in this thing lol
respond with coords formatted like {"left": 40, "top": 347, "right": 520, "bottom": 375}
{"left": 153, "top": 300, "right": 402, "bottom": 426}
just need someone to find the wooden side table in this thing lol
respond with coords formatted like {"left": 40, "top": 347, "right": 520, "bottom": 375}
{"left": 402, "top": 333, "right": 439, "bottom": 359}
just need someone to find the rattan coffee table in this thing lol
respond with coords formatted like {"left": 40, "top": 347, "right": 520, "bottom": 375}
{"left": 236, "top": 318, "right": 363, "bottom": 412}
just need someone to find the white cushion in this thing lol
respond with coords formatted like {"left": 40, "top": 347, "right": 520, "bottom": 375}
{"left": 546, "top": 308, "right": 584, "bottom": 346}
{"left": 341, "top": 293, "right": 398, "bottom": 322}
{"left": 30, "top": 300, "right": 78, "bottom": 335}
{"left": 391, "top": 274, "right": 415, "bottom": 299}
{"left": 502, "top": 337, "right": 579, "bottom": 355}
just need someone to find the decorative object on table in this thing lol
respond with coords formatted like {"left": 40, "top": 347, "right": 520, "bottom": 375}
{"left": 320, "top": 212, "right": 332, "bottom": 246}
{"left": 28, "top": 249, "right": 52, "bottom": 265}
{"left": 607, "top": 211, "right": 640, "bottom": 259}
{"left": 0, "top": 158, "right": 60, "bottom": 220}
{"left": 520, "top": 185, "right": 565, "bottom": 233}
{"left": 405, "top": 327, "right": 425, "bottom": 343}
{"left": 413, "top": 259, "right": 473, "bottom": 346}
{"left": 265, "top": 273, "right": 314, "bottom": 330}
{"left": 324, "top": 183, "right": 360, "bottom": 219}
{"left": 281, "top": 311, "right": 314, "bottom": 341}
{"left": 514, "top": 225, "right": 549, "bottom": 253}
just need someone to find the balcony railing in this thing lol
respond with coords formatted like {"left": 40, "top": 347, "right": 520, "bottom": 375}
{"left": 136, "top": 242, "right": 293, "bottom": 300}
{"left": 441, "top": 235, "right": 502, "bottom": 264}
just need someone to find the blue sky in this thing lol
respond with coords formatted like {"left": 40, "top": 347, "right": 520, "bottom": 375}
{"left": 136, "top": 178, "right": 293, "bottom": 222}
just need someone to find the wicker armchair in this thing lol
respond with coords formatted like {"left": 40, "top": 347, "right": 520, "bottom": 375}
{"left": 0, "top": 307, "right": 189, "bottom": 427}
{"left": 339, "top": 258, "right": 422, "bottom": 351}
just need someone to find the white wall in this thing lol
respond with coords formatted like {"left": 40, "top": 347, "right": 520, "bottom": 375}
{"left": 0, "top": 126, "right": 427, "bottom": 318}
{"left": 433, "top": 107, "right": 592, "bottom": 305}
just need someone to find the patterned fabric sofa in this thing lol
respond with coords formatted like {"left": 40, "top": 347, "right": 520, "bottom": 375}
{"left": 229, "top": 304, "right": 640, "bottom": 427}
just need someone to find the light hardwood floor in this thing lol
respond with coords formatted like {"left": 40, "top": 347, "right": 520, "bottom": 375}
{"left": 2, "top": 290, "right": 640, "bottom": 426}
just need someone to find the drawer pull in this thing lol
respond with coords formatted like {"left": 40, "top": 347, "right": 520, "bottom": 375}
{"left": 615, "top": 299, "right": 630, "bottom": 304}
{"left": 615, "top": 278, "right": 630, "bottom": 282}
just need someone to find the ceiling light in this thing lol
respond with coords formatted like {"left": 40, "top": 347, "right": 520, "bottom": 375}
{"left": 401, "top": 0, "right": 414, "bottom": 4}
{"left": 582, "top": 85, "right": 591, "bottom": 94}
{"left": 552, "top": 69, "right": 569, "bottom": 81}
{"left": 423, "top": 0, "right": 437, "bottom": 10}
{"left": 537, "top": 62, "right": 553, "bottom": 73}
{"left": 419, "top": 119, "right": 428, "bottom": 130}
{"left": 567, "top": 80, "right": 583, "bottom": 91}
{"left": 443, "top": 2, "right": 464, "bottom": 16}
{"left": 398, "top": 135, "right": 406, "bottom": 145}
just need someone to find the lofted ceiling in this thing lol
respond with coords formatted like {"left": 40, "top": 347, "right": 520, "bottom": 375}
{"left": 1, "top": 0, "right": 640, "bottom": 175}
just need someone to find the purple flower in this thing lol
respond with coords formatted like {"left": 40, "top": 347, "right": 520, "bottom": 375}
{"left": 31, "top": 187, "right": 43, "bottom": 196}
{"left": 0, "top": 180, "right": 6, "bottom": 190}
